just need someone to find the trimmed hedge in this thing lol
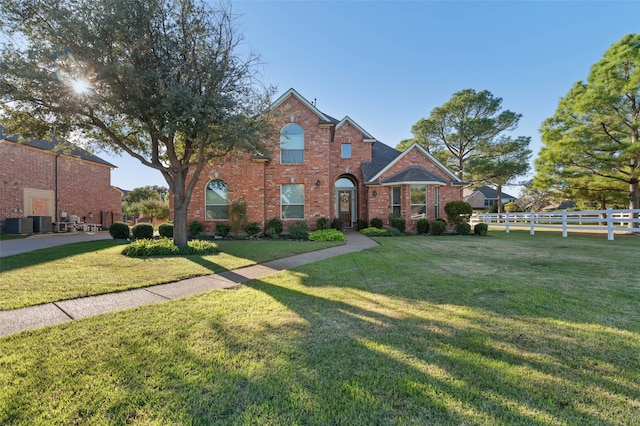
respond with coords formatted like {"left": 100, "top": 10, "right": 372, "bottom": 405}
{"left": 245, "top": 222, "right": 261, "bottom": 236}
{"left": 370, "top": 217, "right": 383, "bottom": 229}
{"left": 316, "top": 217, "right": 331, "bottom": 230}
{"left": 430, "top": 220, "right": 446, "bottom": 236}
{"left": 474, "top": 223, "right": 489, "bottom": 236}
{"left": 109, "top": 222, "right": 130, "bottom": 239}
{"left": 417, "top": 219, "right": 430, "bottom": 235}
{"left": 215, "top": 223, "right": 230, "bottom": 237}
{"left": 360, "top": 227, "right": 390, "bottom": 237}
{"left": 158, "top": 223, "right": 173, "bottom": 238}
{"left": 188, "top": 220, "right": 204, "bottom": 237}
{"left": 455, "top": 221, "right": 472, "bottom": 236}
{"left": 132, "top": 223, "right": 154, "bottom": 240}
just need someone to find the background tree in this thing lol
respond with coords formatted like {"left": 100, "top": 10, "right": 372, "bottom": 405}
{"left": 122, "top": 186, "right": 170, "bottom": 221}
{"left": 465, "top": 136, "right": 532, "bottom": 213}
{"left": 0, "top": 0, "right": 274, "bottom": 246}
{"left": 516, "top": 182, "right": 556, "bottom": 211}
{"left": 400, "top": 89, "right": 523, "bottom": 182}
{"left": 534, "top": 34, "right": 640, "bottom": 217}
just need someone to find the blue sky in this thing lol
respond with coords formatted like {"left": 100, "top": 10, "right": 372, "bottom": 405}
{"left": 102, "top": 0, "right": 640, "bottom": 196}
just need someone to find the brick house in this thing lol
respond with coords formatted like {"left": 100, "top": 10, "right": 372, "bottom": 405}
{"left": 0, "top": 130, "right": 123, "bottom": 231}
{"left": 463, "top": 185, "right": 516, "bottom": 211}
{"left": 184, "top": 89, "right": 463, "bottom": 232}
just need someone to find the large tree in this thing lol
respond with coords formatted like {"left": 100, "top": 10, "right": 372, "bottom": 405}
{"left": 465, "top": 136, "right": 532, "bottom": 213}
{"left": 400, "top": 89, "right": 523, "bottom": 182}
{"left": 0, "top": 0, "right": 274, "bottom": 246}
{"left": 535, "top": 34, "right": 640, "bottom": 214}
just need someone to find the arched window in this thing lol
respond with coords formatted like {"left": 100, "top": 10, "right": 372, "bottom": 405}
{"left": 280, "top": 123, "right": 304, "bottom": 164}
{"left": 205, "top": 179, "right": 228, "bottom": 220}
{"left": 335, "top": 177, "right": 355, "bottom": 188}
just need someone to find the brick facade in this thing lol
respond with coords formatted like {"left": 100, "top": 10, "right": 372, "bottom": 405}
{"left": 184, "top": 89, "right": 463, "bottom": 233}
{"left": 0, "top": 139, "right": 122, "bottom": 230}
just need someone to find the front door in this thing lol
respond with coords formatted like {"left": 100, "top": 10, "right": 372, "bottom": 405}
{"left": 338, "top": 190, "right": 353, "bottom": 227}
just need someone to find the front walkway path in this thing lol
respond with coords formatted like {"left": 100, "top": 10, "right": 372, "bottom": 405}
{"left": 0, "top": 232, "right": 377, "bottom": 338}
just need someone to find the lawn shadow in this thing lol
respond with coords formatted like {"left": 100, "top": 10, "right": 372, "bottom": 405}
{"left": 0, "top": 240, "right": 126, "bottom": 272}
{"left": 241, "top": 276, "right": 637, "bottom": 424}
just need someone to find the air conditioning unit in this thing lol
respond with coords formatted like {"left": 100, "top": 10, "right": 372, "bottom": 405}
{"left": 5, "top": 218, "right": 34, "bottom": 234}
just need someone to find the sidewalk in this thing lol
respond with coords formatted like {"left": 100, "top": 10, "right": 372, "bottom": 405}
{"left": 0, "top": 232, "right": 378, "bottom": 338}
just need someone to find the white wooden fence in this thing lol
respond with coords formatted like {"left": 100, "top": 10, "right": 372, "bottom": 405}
{"left": 470, "top": 209, "right": 640, "bottom": 240}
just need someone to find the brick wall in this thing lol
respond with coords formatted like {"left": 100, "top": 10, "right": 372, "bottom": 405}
{"left": 0, "top": 141, "right": 122, "bottom": 229}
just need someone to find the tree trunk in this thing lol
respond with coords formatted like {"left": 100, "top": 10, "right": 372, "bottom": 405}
{"left": 497, "top": 184, "right": 503, "bottom": 214}
{"left": 172, "top": 173, "right": 190, "bottom": 247}
{"left": 630, "top": 178, "right": 639, "bottom": 229}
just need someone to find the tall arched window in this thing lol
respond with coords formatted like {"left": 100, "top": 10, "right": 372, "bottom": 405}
{"left": 205, "top": 179, "right": 228, "bottom": 220}
{"left": 280, "top": 123, "right": 304, "bottom": 164}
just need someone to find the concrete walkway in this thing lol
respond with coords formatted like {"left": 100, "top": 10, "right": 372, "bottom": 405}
{"left": 0, "top": 232, "right": 378, "bottom": 338}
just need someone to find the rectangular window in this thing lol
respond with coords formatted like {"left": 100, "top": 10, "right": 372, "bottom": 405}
{"left": 281, "top": 184, "right": 304, "bottom": 219}
{"left": 410, "top": 185, "right": 427, "bottom": 219}
{"left": 281, "top": 149, "right": 304, "bottom": 164}
{"left": 392, "top": 187, "right": 401, "bottom": 215}
{"left": 341, "top": 143, "right": 352, "bottom": 159}
{"left": 434, "top": 186, "right": 439, "bottom": 218}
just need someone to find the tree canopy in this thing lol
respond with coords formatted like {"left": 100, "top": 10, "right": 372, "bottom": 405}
{"left": 0, "top": 0, "right": 274, "bottom": 245}
{"left": 399, "top": 89, "right": 523, "bottom": 182}
{"left": 535, "top": 34, "right": 640, "bottom": 211}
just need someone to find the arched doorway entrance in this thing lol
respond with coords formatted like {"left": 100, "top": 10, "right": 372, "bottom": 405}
{"left": 335, "top": 176, "right": 356, "bottom": 228}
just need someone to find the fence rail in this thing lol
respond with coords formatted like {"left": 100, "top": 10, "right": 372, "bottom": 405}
{"left": 470, "top": 208, "right": 640, "bottom": 240}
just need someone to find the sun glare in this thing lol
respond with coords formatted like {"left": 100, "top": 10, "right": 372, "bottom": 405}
{"left": 71, "top": 79, "right": 91, "bottom": 95}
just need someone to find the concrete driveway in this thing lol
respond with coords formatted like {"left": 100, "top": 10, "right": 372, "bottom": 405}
{"left": 0, "top": 232, "right": 112, "bottom": 257}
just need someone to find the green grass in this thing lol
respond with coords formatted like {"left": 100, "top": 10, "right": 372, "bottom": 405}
{"left": 0, "top": 239, "right": 343, "bottom": 310}
{"left": 1, "top": 231, "right": 639, "bottom": 424}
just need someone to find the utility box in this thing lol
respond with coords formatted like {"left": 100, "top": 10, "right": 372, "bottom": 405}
{"left": 5, "top": 218, "right": 34, "bottom": 235}
{"left": 28, "top": 215, "right": 53, "bottom": 233}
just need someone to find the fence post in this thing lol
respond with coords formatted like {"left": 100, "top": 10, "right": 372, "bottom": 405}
{"left": 562, "top": 209, "right": 568, "bottom": 238}
{"left": 505, "top": 212, "right": 510, "bottom": 233}
{"left": 529, "top": 212, "right": 535, "bottom": 235}
{"left": 607, "top": 208, "right": 614, "bottom": 240}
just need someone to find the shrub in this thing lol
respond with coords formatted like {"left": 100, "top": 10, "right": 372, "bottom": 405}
{"left": 444, "top": 201, "right": 473, "bottom": 225}
{"left": 430, "top": 220, "right": 446, "bottom": 236}
{"left": 215, "top": 223, "right": 230, "bottom": 237}
{"left": 474, "top": 223, "right": 489, "bottom": 236}
{"left": 266, "top": 217, "right": 283, "bottom": 234}
{"left": 331, "top": 218, "right": 344, "bottom": 232}
{"left": 188, "top": 220, "right": 204, "bottom": 237}
{"left": 109, "top": 221, "right": 130, "bottom": 239}
{"left": 132, "top": 223, "right": 154, "bottom": 240}
{"left": 265, "top": 227, "right": 279, "bottom": 239}
{"left": 122, "top": 238, "right": 218, "bottom": 257}
{"left": 360, "top": 227, "right": 390, "bottom": 237}
{"left": 455, "top": 221, "right": 472, "bottom": 236}
{"left": 416, "top": 218, "right": 430, "bottom": 235}
{"left": 389, "top": 213, "right": 406, "bottom": 233}
{"left": 504, "top": 201, "right": 521, "bottom": 212}
{"left": 245, "top": 222, "right": 261, "bottom": 236}
{"left": 288, "top": 221, "right": 310, "bottom": 240}
{"left": 356, "top": 218, "right": 367, "bottom": 230}
{"left": 308, "top": 229, "right": 346, "bottom": 242}
{"left": 316, "top": 217, "right": 331, "bottom": 230}
{"left": 158, "top": 223, "right": 173, "bottom": 238}
{"left": 386, "top": 227, "right": 402, "bottom": 236}
{"left": 370, "top": 217, "right": 383, "bottom": 229}
{"left": 230, "top": 200, "right": 248, "bottom": 234}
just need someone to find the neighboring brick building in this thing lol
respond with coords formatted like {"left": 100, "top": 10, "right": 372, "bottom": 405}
{"left": 185, "top": 89, "right": 463, "bottom": 232}
{"left": 463, "top": 186, "right": 516, "bottom": 211}
{"left": 0, "top": 131, "right": 122, "bottom": 231}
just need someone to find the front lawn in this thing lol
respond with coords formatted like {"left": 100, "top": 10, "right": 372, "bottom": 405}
{"left": 1, "top": 231, "right": 639, "bottom": 424}
{"left": 0, "top": 239, "right": 343, "bottom": 310}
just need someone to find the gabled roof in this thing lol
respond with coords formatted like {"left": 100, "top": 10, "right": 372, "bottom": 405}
{"left": 336, "top": 116, "right": 377, "bottom": 142}
{"left": 361, "top": 141, "right": 403, "bottom": 182}
{"left": 380, "top": 166, "right": 447, "bottom": 186}
{"left": 468, "top": 185, "right": 516, "bottom": 200}
{"left": 367, "top": 142, "right": 462, "bottom": 185}
{"left": 271, "top": 88, "right": 339, "bottom": 125}
{"left": 1, "top": 128, "right": 116, "bottom": 168}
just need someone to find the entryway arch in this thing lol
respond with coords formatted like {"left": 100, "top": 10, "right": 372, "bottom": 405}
{"left": 335, "top": 176, "right": 357, "bottom": 228}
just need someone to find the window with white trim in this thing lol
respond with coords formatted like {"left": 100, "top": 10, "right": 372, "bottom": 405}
{"left": 410, "top": 185, "right": 427, "bottom": 219}
{"left": 280, "top": 123, "right": 304, "bottom": 164}
{"left": 392, "top": 187, "right": 401, "bottom": 215}
{"left": 205, "top": 179, "right": 228, "bottom": 220}
{"left": 281, "top": 184, "right": 304, "bottom": 219}
{"left": 434, "top": 186, "right": 440, "bottom": 218}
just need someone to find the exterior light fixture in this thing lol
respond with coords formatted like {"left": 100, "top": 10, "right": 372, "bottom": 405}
{"left": 316, "top": 179, "right": 321, "bottom": 186}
